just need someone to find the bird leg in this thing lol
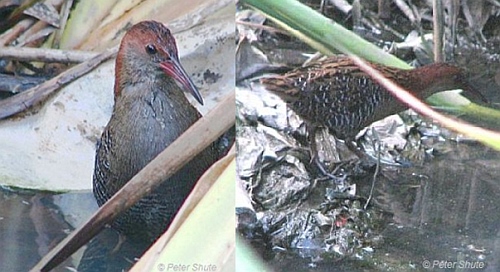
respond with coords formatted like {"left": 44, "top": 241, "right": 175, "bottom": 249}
{"left": 344, "top": 139, "right": 368, "bottom": 160}
{"left": 307, "top": 125, "right": 340, "bottom": 178}
{"left": 307, "top": 124, "right": 319, "bottom": 164}
{"left": 307, "top": 125, "right": 326, "bottom": 174}
{"left": 345, "top": 137, "right": 379, "bottom": 171}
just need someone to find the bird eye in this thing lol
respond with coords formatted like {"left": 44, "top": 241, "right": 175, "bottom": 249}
{"left": 145, "top": 44, "right": 157, "bottom": 55}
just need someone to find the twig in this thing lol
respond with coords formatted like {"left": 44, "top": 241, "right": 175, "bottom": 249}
{"left": 30, "top": 91, "right": 235, "bottom": 272}
{"left": 0, "top": 73, "right": 46, "bottom": 94}
{"left": 2, "top": 0, "right": 38, "bottom": 32}
{"left": 15, "top": 21, "right": 55, "bottom": 47}
{"left": 394, "top": 0, "right": 418, "bottom": 25}
{"left": 433, "top": 0, "right": 444, "bottom": 62}
{"left": 0, "top": 18, "right": 35, "bottom": 46}
{"left": 329, "top": 0, "right": 353, "bottom": 14}
{"left": 0, "top": 47, "right": 116, "bottom": 120}
{"left": 364, "top": 127, "right": 381, "bottom": 210}
{"left": 236, "top": 20, "right": 290, "bottom": 35}
{"left": 52, "top": 0, "right": 74, "bottom": 48}
{"left": 449, "top": 0, "right": 460, "bottom": 52}
{"left": 0, "top": 46, "right": 98, "bottom": 63}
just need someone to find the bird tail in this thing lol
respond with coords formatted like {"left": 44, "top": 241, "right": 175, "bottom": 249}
{"left": 260, "top": 76, "right": 300, "bottom": 103}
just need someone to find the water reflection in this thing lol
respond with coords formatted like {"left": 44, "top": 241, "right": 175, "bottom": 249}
{"left": 258, "top": 144, "right": 500, "bottom": 271}
{"left": 0, "top": 188, "right": 95, "bottom": 271}
{"left": 78, "top": 228, "right": 151, "bottom": 271}
{"left": 0, "top": 187, "right": 173, "bottom": 271}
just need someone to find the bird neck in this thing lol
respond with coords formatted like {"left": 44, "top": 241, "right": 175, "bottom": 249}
{"left": 400, "top": 64, "right": 463, "bottom": 99}
{"left": 114, "top": 47, "right": 158, "bottom": 101}
{"left": 115, "top": 74, "right": 187, "bottom": 105}
{"left": 114, "top": 48, "right": 129, "bottom": 100}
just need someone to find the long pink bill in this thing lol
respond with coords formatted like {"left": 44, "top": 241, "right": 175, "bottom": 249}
{"left": 159, "top": 59, "right": 204, "bottom": 105}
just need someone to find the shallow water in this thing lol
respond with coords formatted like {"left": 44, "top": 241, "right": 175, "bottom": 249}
{"left": 265, "top": 144, "right": 500, "bottom": 271}
{"left": 0, "top": 187, "right": 157, "bottom": 271}
{"left": 0, "top": 188, "right": 96, "bottom": 271}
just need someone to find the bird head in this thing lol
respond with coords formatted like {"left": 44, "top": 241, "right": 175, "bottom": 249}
{"left": 114, "top": 21, "right": 203, "bottom": 105}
